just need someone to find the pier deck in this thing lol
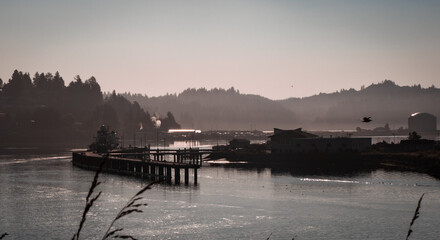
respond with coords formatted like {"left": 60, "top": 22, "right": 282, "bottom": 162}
{"left": 72, "top": 148, "right": 210, "bottom": 185}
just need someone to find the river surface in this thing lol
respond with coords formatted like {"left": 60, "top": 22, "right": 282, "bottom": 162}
{"left": 0, "top": 146, "right": 439, "bottom": 240}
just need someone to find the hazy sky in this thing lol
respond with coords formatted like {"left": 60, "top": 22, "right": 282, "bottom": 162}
{"left": 1, "top": 0, "right": 439, "bottom": 99}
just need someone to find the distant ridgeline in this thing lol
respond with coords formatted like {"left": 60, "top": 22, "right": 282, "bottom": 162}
{"left": 122, "top": 80, "right": 440, "bottom": 131}
{"left": 0, "top": 70, "right": 180, "bottom": 146}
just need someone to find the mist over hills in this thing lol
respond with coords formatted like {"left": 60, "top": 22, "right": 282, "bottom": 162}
{"left": 123, "top": 87, "right": 296, "bottom": 131}
{"left": 2, "top": 69, "right": 437, "bottom": 147}
{"left": 279, "top": 80, "right": 440, "bottom": 130}
{"left": 124, "top": 80, "right": 440, "bottom": 131}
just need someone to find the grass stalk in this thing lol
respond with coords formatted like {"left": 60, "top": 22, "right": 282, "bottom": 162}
{"left": 266, "top": 232, "right": 272, "bottom": 240}
{"left": 72, "top": 154, "right": 109, "bottom": 240}
{"left": 102, "top": 180, "right": 161, "bottom": 240}
{"left": 406, "top": 193, "right": 425, "bottom": 240}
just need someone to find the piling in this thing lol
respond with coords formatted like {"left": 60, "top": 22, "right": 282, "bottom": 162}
{"left": 158, "top": 166, "right": 164, "bottom": 178}
{"left": 166, "top": 166, "right": 172, "bottom": 184}
{"left": 175, "top": 167, "right": 180, "bottom": 184}
{"left": 184, "top": 167, "right": 189, "bottom": 185}
{"left": 194, "top": 168, "right": 198, "bottom": 185}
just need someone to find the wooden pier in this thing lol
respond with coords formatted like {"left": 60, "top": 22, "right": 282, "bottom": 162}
{"left": 72, "top": 148, "right": 211, "bottom": 185}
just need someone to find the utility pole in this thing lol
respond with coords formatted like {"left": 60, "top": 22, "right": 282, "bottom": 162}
{"left": 156, "top": 129, "right": 159, "bottom": 150}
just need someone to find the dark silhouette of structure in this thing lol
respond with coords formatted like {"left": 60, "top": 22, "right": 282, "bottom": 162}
{"left": 408, "top": 112, "right": 437, "bottom": 133}
{"left": 269, "top": 128, "right": 371, "bottom": 153}
{"left": 229, "top": 138, "right": 251, "bottom": 149}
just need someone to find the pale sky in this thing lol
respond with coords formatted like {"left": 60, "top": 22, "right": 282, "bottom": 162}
{"left": 1, "top": 0, "right": 439, "bottom": 99}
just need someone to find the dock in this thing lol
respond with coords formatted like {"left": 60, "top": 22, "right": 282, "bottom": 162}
{"left": 72, "top": 148, "right": 211, "bottom": 185}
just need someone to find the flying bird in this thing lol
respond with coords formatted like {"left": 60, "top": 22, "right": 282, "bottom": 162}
{"left": 361, "top": 117, "right": 372, "bottom": 123}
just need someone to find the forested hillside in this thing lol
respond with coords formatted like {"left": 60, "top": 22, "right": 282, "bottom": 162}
{"left": 278, "top": 80, "right": 440, "bottom": 130}
{"left": 124, "top": 80, "right": 440, "bottom": 131}
{"left": 123, "top": 87, "right": 297, "bottom": 130}
{"left": 0, "top": 70, "right": 180, "bottom": 146}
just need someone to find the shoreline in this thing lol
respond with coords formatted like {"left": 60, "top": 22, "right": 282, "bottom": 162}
{"left": 206, "top": 150, "right": 440, "bottom": 179}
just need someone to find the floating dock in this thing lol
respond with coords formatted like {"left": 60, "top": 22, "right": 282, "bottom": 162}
{"left": 72, "top": 148, "right": 210, "bottom": 185}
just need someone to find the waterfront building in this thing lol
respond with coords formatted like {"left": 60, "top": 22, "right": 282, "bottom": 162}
{"left": 269, "top": 128, "right": 371, "bottom": 154}
{"left": 229, "top": 138, "right": 251, "bottom": 149}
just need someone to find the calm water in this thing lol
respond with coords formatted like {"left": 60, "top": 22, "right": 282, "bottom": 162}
{"left": 1, "top": 146, "right": 440, "bottom": 240}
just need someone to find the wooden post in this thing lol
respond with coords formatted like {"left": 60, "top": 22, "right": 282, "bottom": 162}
{"left": 136, "top": 163, "right": 142, "bottom": 176}
{"left": 154, "top": 165, "right": 158, "bottom": 177}
{"left": 158, "top": 166, "right": 164, "bottom": 177}
{"left": 166, "top": 166, "right": 172, "bottom": 184}
{"left": 148, "top": 164, "right": 153, "bottom": 178}
{"left": 184, "top": 167, "right": 189, "bottom": 185}
{"left": 194, "top": 167, "right": 198, "bottom": 185}
{"left": 175, "top": 167, "right": 180, "bottom": 184}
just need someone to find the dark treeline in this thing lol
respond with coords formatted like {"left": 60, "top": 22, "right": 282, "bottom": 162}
{"left": 0, "top": 70, "right": 180, "bottom": 146}
{"left": 123, "top": 80, "right": 440, "bottom": 131}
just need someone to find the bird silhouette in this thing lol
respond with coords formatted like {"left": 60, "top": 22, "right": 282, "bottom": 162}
{"left": 361, "top": 117, "right": 372, "bottom": 123}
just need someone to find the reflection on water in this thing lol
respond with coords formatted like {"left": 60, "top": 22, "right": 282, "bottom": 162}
{"left": 1, "top": 148, "right": 440, "bottom": 239}
{"left": 300, "top": 177, "right": 360, "bottom": 184}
